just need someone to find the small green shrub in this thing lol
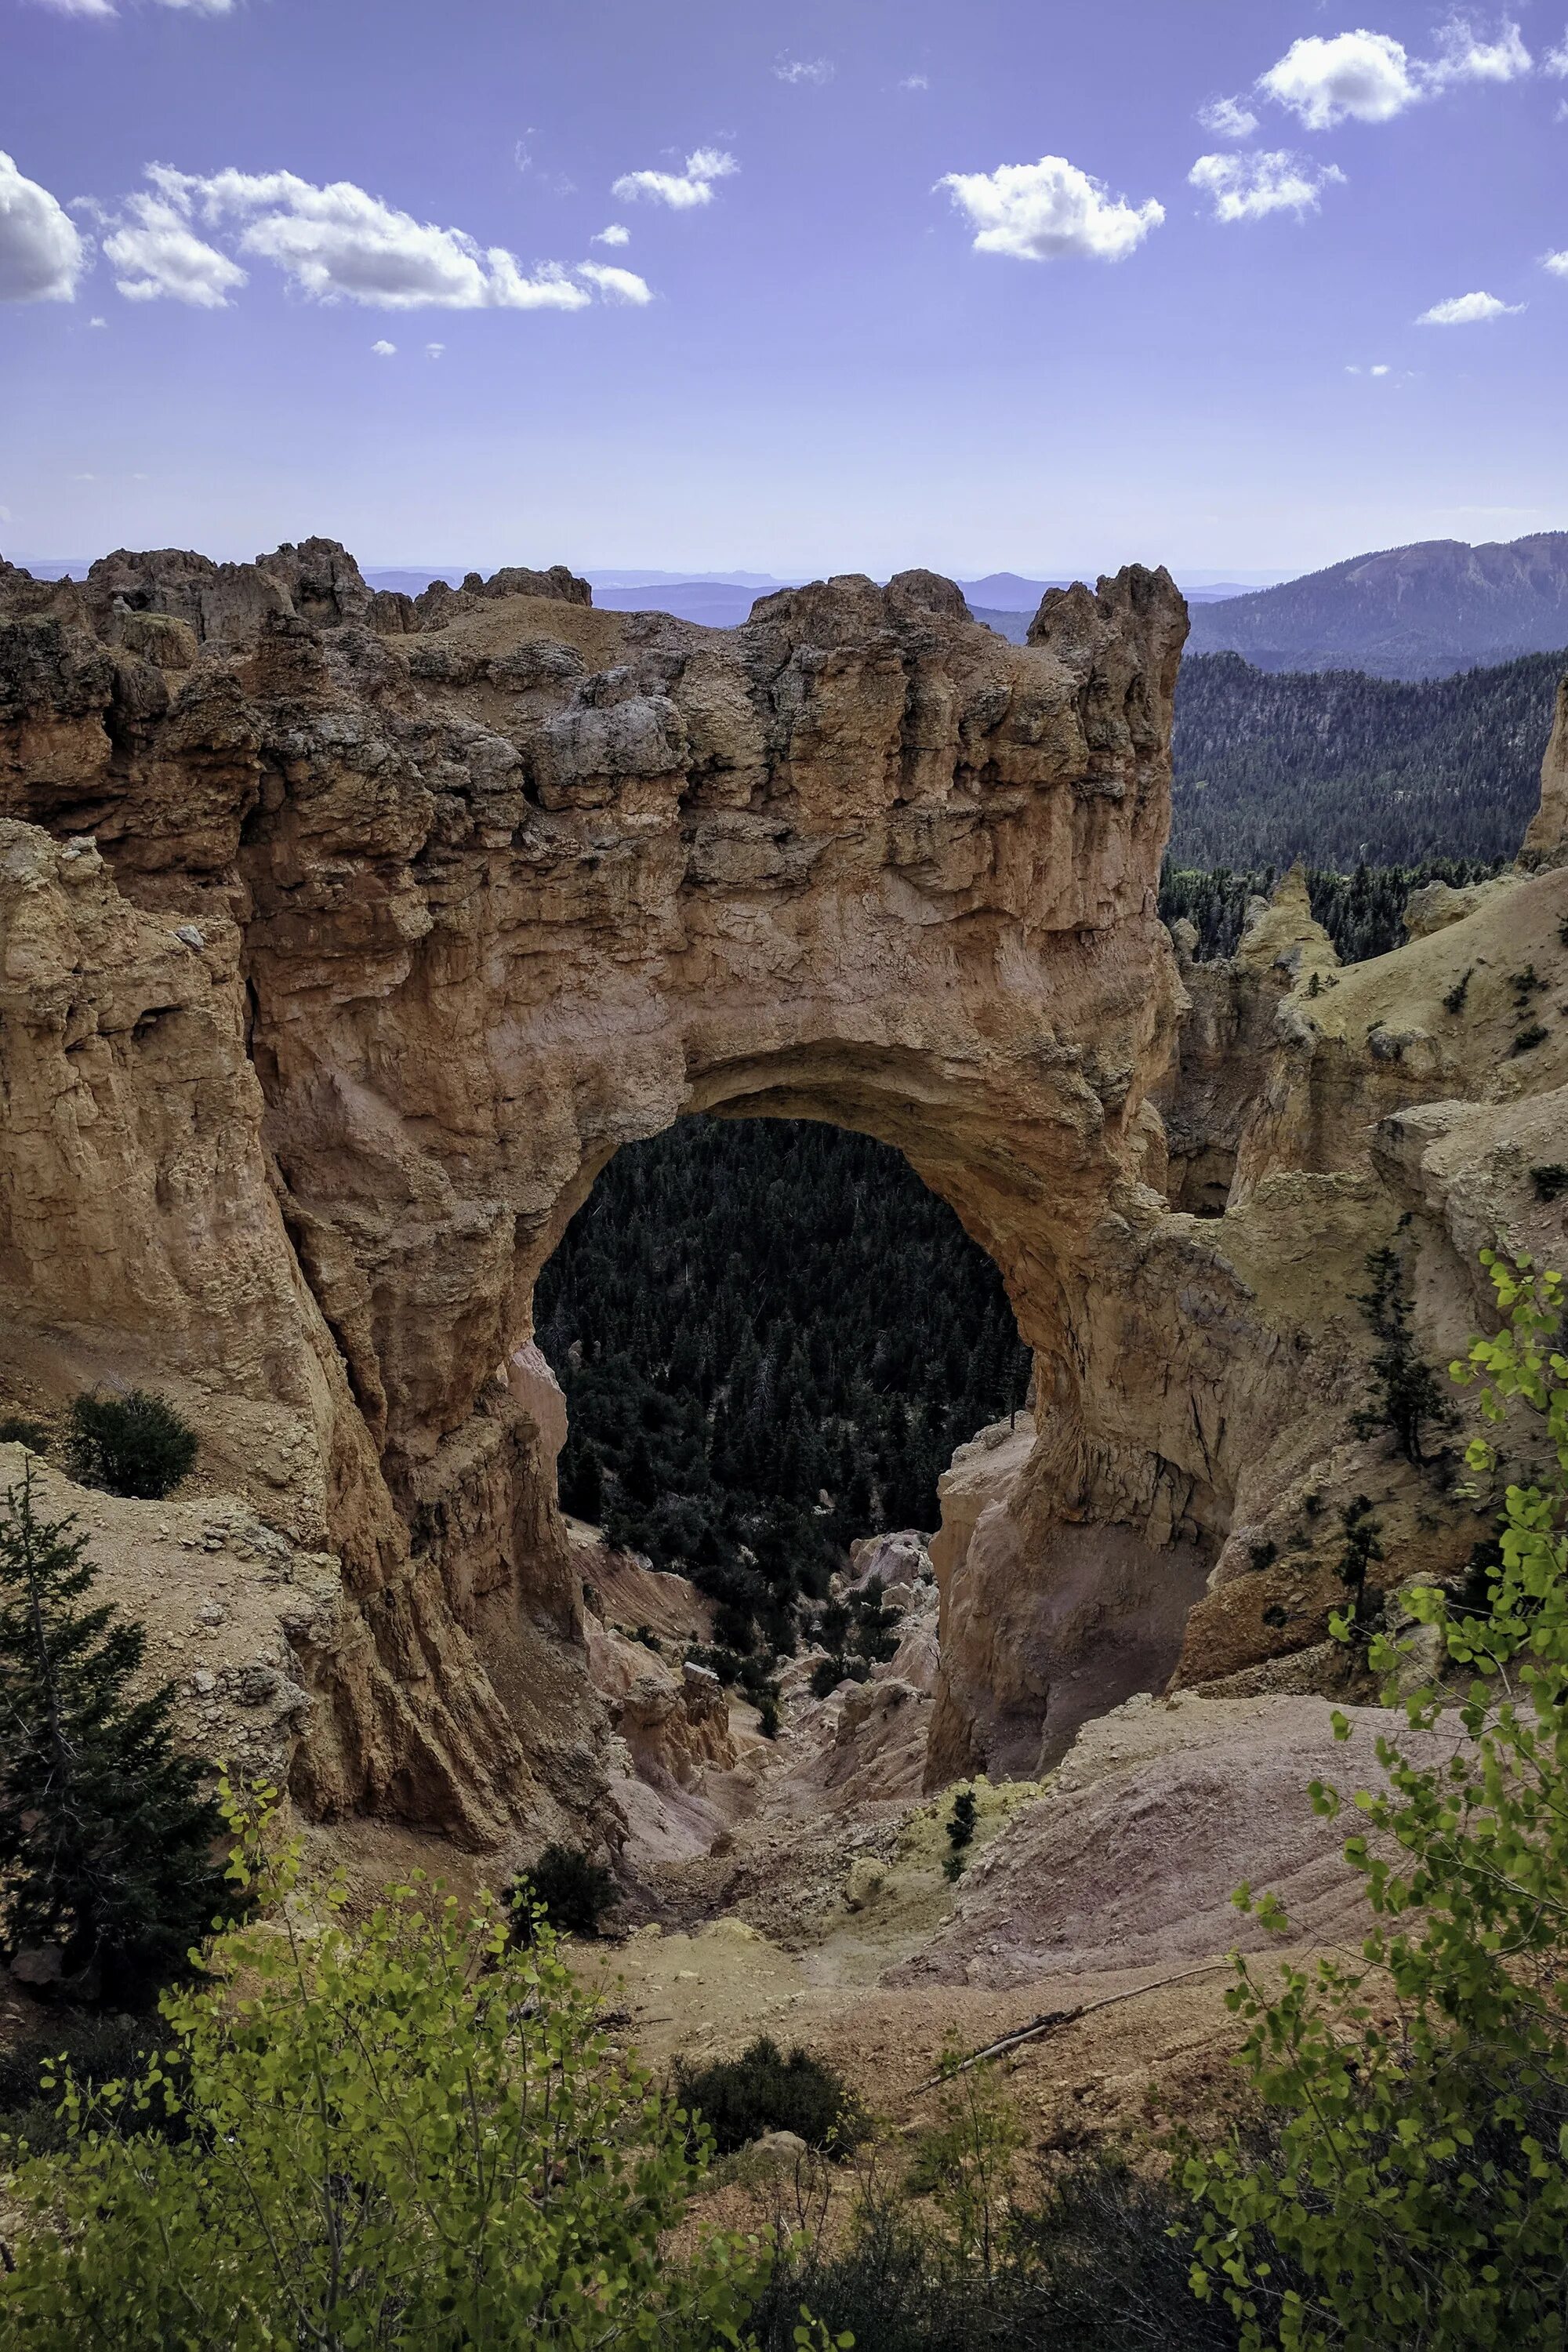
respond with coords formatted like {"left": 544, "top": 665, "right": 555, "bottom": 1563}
{"left": 673, "top": 2034, "right": 866, "bottom": 2156}
{"left": 947, "top": 1788, "right": 978, "bottom": 1855}
{"left": 1442, "top": 967, "right": 1472, "bottom": 1014}
{"left": 506, "top": 1844, "right": 618, "bottom": 1943}
{"left": 1512, "top": 1021, "right": 1549, "bottom": 1054}
{"left": 810, "top": 1654, "right": 869, "bottom": 1700}
{"left": 1532, "top": 1163, "right": 1568, "bottom": 1203}
{"left": 0, "top": 1415, "right": 50, "bottom": 1451}
{"left": 757, "top": 1692, "right": 780, "bottom": 1739}
{"left": 64, "top": 1389, "right": 198, "bottom": 1501}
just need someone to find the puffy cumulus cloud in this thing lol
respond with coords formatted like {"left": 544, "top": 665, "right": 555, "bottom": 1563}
{"left": 371, "top": 338, "right": 396, "bottom": 354}
{"left": 575, "top": 260, "right": 652, "bottom": 303}
{"left": 1259, "top": 30, "right": 1422, "bottom": 128}
{"left": 772, "top": 55, "right": 833, "bottom": 85}
{"left": 1541, "top": 249, "right": 1568, "bottom": 275}
{"left": 1257, "top": 19, "right": 1532, "bottom": 129}
{"left": 611, "top": 147, "right": 737, "bottom": 209}
{"left": 1546, "top": 28, "right": 1568, "bottom": 73}
{"left": 1189, "top": 149, "right": 1345, "bottom": 222}
{"left": 592, "top": 223, "right": 630, "bottom": 246}
{"left": 937, "top": 154, "right": 1163, "bottom": 263}
{"left": 1198, "top": 95, "right": 1261, "bottom": 138}
{"left": 0, "top": 151, "right": 88, "bottom": 302}
{"left": 425, "top": 341, "right": 444, "bottom": 358}
{"left": 135, "top": 166, "right": 592, "bottom": 310}
{"left": 1417, "top": 289, "right": 1524, "bottom": 321}
{"left": 1425, "top": 15, "right": 1532, "bottom": 85}
{"left": 102, "top": 190, "right": 245, "bottom": 307}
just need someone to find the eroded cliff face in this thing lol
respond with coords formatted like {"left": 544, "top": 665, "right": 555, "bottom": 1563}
{"left": 0, "top": 539, "right": 1197, "bottom": 1838}
{"left": 5, "top": 536, "right": 1563, "bottom": 1826}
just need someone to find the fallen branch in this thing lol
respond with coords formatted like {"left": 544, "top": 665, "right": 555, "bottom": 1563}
{"left": 912, "top": 1958, "right": 1233, "bottom": 2092}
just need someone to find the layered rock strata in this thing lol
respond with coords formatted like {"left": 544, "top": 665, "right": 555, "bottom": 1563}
{"left": 1, "top": 539, "right": 1195, "bottom": 1834}
{"left": 4, "top": 536, "right": 1564, "bottom": 1820}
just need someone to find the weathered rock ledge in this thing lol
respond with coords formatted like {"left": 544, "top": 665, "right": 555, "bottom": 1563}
{"left": 2, "top": 538, "right": 1565, "bottom": 1836}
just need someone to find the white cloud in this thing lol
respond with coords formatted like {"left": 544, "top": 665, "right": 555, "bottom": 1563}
{"left": 1371, "top": 361, "right": 1391, "bottom": 374}
{"left": 1417, "top": 289, "right": 1524, "bottom": 321}
{"left": 1548, "top": 28, "right": 1568, "bottom": 73}
{"left": 1189, "top": 149, "right": 1345, "bottom": 223}
{"left": 575, "top": 260, "right": 652, "bottom": 303}
{"left": 102, "top": 189, "right": 245, "bottom": 307}
{"left": 1542, "top": 249, "right": 1568, "bottom": 275}
{"left": 1259, "top": 30, "right": 1422, "bottom": 128}
{"left": 0, "top": 152, "right": 87, "bottom": 302}
{"left": 136, "top": 165, "right": 591, "bottom": 309}
{"left": 372, "top": 337, "right": 396, "bottom": 354}
{"left": 33, "top": 0, "right": 233, "bottom": 13}
{"left": 1198, "top": 95, "right": 1260, "bottom": 138}
{"left": 425, "top": 340, "right": 444, "bottom": 358}
{"left": 938, "top": 153, "right": 1163, "bottom": 263}
{"left": 612, "top": 147, "right": 737, "bottom": 209}
{"left": 88, "top": 313, "right": 106, "bottom": 326}
{"left": 772, "top": 55, "right": 833, "bottom": 85}
{"left": 1425, "top": 16, "right": 1532, "bottom": 85}
{"left": 899, "top": 74, "right": 930, "bottom": 92}
{"left": 592, "top": 223, "right": 630, "bottom": 246}
{"left": 1258, "top": 20, "right": 1532, "bottom": 129}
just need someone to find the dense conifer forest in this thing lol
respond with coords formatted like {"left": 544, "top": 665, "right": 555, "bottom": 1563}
{"left": 1159, "top": 855, "right": 1501, "bottom": 964}
{"left": 1170, "top": 648, "right": 1562, "bottom": 869}
{"left": 536, "top": 1119, "right": 1031, "bottom": 1650}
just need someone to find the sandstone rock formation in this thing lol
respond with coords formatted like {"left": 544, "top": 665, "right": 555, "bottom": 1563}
{"left": 0, "top": 539, "right": 1192, "bottom": 1841}
{"left": 2, "top": 533, "right": 1564, "bottom": 1840}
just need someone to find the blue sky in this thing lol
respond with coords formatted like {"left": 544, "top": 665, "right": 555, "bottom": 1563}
{"left": 2, "top": 0, "right": 1565, "bottom": 578}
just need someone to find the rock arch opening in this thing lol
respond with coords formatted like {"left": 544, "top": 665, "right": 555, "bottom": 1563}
{"left": 0, "top": 541, "right": 1273, "bottom": 1850}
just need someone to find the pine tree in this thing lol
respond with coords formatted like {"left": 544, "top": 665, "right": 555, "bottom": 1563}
{"left": 0, "top": 1467, "right": 234, "bottom": 2005}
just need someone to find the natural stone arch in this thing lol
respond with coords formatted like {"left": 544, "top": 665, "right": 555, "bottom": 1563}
{"left": 0, "top": 543, "right": 1282, "bottom": 1843}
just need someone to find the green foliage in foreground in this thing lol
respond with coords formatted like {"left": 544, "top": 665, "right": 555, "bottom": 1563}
{"left": 0, "top": 1812, "right": 762, "bottom": 2349}
{"left": 1185, "top": 1252, "right": 1568, "bottom": 2349}
{"left": 750, "top": 2069, "right": 1239, "bottom": 2351}
{"left": 0, "top": 1465, "right": 233, "bottom": 2005}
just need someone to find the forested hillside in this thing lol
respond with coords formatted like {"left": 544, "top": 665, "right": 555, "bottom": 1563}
{"left": 536, "top": 1119, "right": 1030, "bottom": 1650}
{"left": 1171, "top": 648, "right": 1562, "bottom": 869}
{"left": 1159, "top": 856, "right": 1500, "bottom": 965}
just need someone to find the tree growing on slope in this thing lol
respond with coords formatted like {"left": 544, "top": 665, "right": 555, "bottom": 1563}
{"left": 0, "top": 1465, "right": 232, "bottom": 2005}
{"left": 1185, "top": 1251, "right": 1568, "bottom": 2349}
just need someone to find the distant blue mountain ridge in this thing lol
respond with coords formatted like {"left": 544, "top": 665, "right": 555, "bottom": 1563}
{"left": 18, "top": 536, "right": 1566, "bottom": 677}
